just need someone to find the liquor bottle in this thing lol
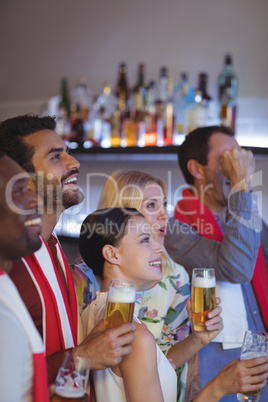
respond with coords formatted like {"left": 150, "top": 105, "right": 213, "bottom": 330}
{"left": 187, "top": 73, "right": 212, "bottom": 132}
{"left": 86, "top": 95, "right": 102, "bottom": 145}
{"left": 218, "top": 53, "right": 237, "bottom": 131}
{"left": 163, "top": 77, "right": 174, "bottom": 145}
{"left": 96, "top": 83, "right": 118, "bottom": 120}
{"left": 71, "top": 76, "right": 92, "bottom": 122}
{"left": 130, "top": 63, "right": 148, "bottom": 147}
{"left": 173, "top": 72, "right": 193, "bottom": 134}
{"left": 56, "top": 78, "right": 71, "bottom": 140}
{"left": 156, "top": 69, "right": 175, "bottom": 146}
{"left": 143, "top": 81, "right": 157, "bottom": 146}
{"left": 146, "top": 80, "right": 157, "bottom": 114}
{"left": 69, "top": 104, "right": 85, "bottom": 146}
{"left": 114, "top": 63, "right": 129, "bottom": 112}
{"left": 122, "top": 109, "right": 138, "bottom": 147}
{"left": 155, "top": 77, "right": 175, "bottom": 146}
{"left": 133, "top": 63, "right": 148, "bottom": 113}
{"left": 58, "top": 78, "right": 71, "bottom": 120}
{"left": 96, "top": 83, "right": 118, "bottom": 148}
{"left": 158, "top": 67, "right": 169, "bottom": 103}
{"left": 110, "top": 106, "right": 122, "bottom": 147}
{"left": 197, "top": 73, "right": 212, "bottom": 106}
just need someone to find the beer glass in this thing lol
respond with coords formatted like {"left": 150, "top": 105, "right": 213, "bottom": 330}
{"left": 51, "top": 351, "right": 90, "bottom": 402}
{"left": 104, "top": 278, "right": 136, "bottom": 330}
{"left": 191, "top": 268, "right": 216, "bottom": 331}
{"left": 237, "top": 330, "right": 268, "bottom": 402}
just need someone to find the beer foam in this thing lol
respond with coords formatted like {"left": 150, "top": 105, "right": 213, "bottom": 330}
{"left": 192, "top": 276, "right": 216, "bottom": 288}
{"left": 108, "top": 286, "right": 136, "bottom": 303}
{"left": 55, "top": 385, "right": 84, "bottom": 398}
{"left": 240, "top": 351, "right": 267, "bottom": 360}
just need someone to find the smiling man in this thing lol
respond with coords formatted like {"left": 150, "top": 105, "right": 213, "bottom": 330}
{"left": 0, "top": 114, "right": 136, "bottom": 386}
{"left": 165, "top": 125, "right": 268, "bottom": 402}
{"left": 0, "top": 152, "right": 49, "bottom": 401}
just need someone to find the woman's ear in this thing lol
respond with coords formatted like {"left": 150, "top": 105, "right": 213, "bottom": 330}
{"left": 187, "top": 159, "right": 204, "bottom": 181}
{"left": 102, "top": 245, "right": 120, "bottom": 265}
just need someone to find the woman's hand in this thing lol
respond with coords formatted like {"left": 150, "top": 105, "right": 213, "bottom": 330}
{"left": 217, "top": 356, "right": 268, "bottom": 396}
{"left": 187, "top": 297, "right": 223, "bottom": 347}
{"left": 193, "top": 356, "right": 268, "bottom": 401}
{"left": 165, "top": 298, "right": 223, "bottom": 369}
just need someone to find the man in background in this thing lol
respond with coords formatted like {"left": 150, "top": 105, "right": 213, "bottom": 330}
{"left": 165, "top": 125, "right": 268, "bottom": 401}
{"left": 0, "top": 114, "right": 136, "bottom": 385}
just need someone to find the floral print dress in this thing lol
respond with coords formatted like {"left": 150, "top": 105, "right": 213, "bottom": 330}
{"left": 134, "top": 249, "right": 190, "bottom": 402}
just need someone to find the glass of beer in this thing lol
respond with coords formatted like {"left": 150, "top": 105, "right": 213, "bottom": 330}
{"left": 51, "top": 351, "right": 90, "bottom": 402}
{"left": 104, "top": 278, "right": 136, "bottom": 330}
{"left": 191, "top": 268, "right": 216, "bottom": 332}
{"left": 237, "top": 330, "right": 268, "bottom": 402}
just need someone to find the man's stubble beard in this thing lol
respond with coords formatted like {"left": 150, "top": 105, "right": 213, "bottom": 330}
{"left": 35, "top": 176, "right": 84, "bottom": 215}
{"left": 62, "top": 187, "right": 84, "bottom": 209}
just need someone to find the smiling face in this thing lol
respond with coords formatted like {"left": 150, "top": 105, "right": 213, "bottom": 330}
{"left": 0, "top": 156, "right": 43, "bottom": 271}
{"left": 139, "top": 182, "right": 169, "bottom": 246}
{"left": 115, "top": 215, "right": 163, "bottom": 289}
{"left": 200, "top": 133, "right": 240, "bottom": 209}
{"left": 23, "top": 130, "right": 84, "bottom": 213}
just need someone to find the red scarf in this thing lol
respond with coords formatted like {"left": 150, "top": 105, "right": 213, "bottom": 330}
{"left": 22, "top": 235, "right": 78, "bottom": 356}
{"left": 175, "top": 188, "right": 268, "bottom": 330}
{"left": 0, "top": 269, "right": 49, "bottom": 402}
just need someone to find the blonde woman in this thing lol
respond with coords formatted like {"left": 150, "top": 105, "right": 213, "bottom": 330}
{"left": 96, "top": 170, "right": 195, "bottom": 400}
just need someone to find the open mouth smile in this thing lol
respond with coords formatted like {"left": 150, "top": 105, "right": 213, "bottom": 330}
{"left": 149, "top": 259, "right": 162, "bottom": 267}
{"left": 24, "top": 216, "right": 42, "bottom": 227}
{"left": 64, "top": 176, "right": 78, "bottom": 185}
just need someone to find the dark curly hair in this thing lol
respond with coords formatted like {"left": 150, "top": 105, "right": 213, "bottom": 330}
{"left": 0, "top": 113, "right": 56, "bottom": 173}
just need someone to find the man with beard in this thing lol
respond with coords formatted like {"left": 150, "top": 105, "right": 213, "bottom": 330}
{"left": 165, "top": 125, "right": 268, "bottom": 401}
{"left": 0, "top": 114, "right": 136, "bottom": 386}
{"left": 0, "top": 151, "right": 49, "bottom": 401}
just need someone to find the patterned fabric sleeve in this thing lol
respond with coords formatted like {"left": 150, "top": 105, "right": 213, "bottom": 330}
{"left": 72, "top": 261, "right": 100, "bottom": 315}
{"left": 159, "top": 252, "right": 191, "bottom": 402}
{"left": 157, "top": 250, "right": 190, "bottom": 353}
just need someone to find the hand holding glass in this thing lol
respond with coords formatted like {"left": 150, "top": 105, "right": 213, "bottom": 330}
{"left": 104, "top": 278, "right": 136, "bottom": 330}
{"left": 51, "top": 351, "right": 90, "bottom": 402}
{"left": 191, "top": 268, "right": 216, "bottom": 331}
{"left": 237, "top": 330, "right": 268, "bottom": 402}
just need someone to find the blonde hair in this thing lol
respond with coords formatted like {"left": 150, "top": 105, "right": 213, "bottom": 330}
{"left": 98, "top": 170, "right": 177, "bottom": 277}
{"left": 97, "top": 169, "right": 167, "bottom": 211}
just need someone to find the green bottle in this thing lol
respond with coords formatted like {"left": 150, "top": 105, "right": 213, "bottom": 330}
{"left": 58, "top": 78, "right": 71, "bottom": 121}
{"left": 218, "top": 54, "right": 237, "bottom": 131}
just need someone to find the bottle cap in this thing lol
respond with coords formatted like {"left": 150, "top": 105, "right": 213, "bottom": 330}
{"left": 225, "top": 54, "right": 233, "bottom": 65}
{"left": 119, "top": 63, "right": 127, "bottom": 70}
{"left": 160, "top": 67, "right": 168, "bottom": 77}
{"left": 199, "top": 72, "right": 207, "bottom": 80}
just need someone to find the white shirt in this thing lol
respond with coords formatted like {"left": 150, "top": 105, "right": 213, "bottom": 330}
{"left": 0, "top": 301, "right": 33, "bottom": 401}
{"left": 82, "top": 291, "right": 177, "bottom": 402}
